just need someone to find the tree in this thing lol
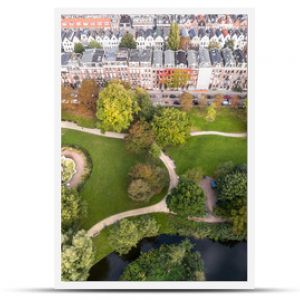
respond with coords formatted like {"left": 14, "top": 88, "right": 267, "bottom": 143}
{"left": 61, "top": 230, "right": 94, "bottom": 281}
{"left": 149, "top": 142, "right": 161, "bottom": 159}
{"left": 180, "top": 92, "right": 193, "bottom": 112}
{"left": 134, "top": 87, "right": 156, "bottom": 121}
{"left": 168, "top": 23, "right": 180, "bottom": 50}
{"left": 215, "top": 164, "right": 247, "bottom": 235}
{"left": 74, "top": 43, "right": 85, "bottom": 54}
{"left": 208, "top": 41, "right": 220, "bottom": 49}
{"left": 128, "top": 179, "right": 152, "bottom": 202}
{"left": 108, "top": 217, "right": 160, "bottom": 255}
{"left": 78, "top": 79, "right": 99, "bottom": 113}
{"left": 199, "top": 94, "right": 208, "bottom": 110}
{"left": 205, "top": 103, "right": 217, "bottom": 122}
{"left": 166, "top": 178, "right": 206, "bottom": 217}
{"left": 225, "top": 39, "right": 235, "bottom": 51}
{"left": 182, "top": 167, "right": 204, "bottom": 183}
{"left": 179, "top": 36, "right": 190, "bottom": 51}
{"left": 129, "top": 163, "right": 167, "bottom": 194}
{"left": 152, "top": 108, "right": 191, "bottom": 147}
{"left": 230, "top": 95, "right": 240, "bottom": 109}
{"left": 119, "top": 32, "right": 137, "bottom": 49}
{"left": 96, "top": 82, "right": 139, "bottom": 132}
{"left": 125, "top": 121, "right": 155, "bottom": 153}
{"left": 88, "top": 40, "right": 102, "bottom": 49}
{"left": 121, "top": 240, "right": 205, "bottom": 281}
{"left": 61, "top": 85, "right": 73, "bottom": 102}
{"left": 214, "top": 94, "right": 223, "bottom": 109}
{"left": 61, "top": 186, "right": 85, "bottom": 231}
{"left": 168, "top": 69, "right": 190, "bottom": 90}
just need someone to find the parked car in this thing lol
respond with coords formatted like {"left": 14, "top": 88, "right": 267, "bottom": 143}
{"left": 192, "top": 100, "right": 199, "bottom": 105}
{"left": 173, "top": 100, "right": 180, "bottom": 105}
{"left": 222, "top": 100, "right": 230, "bottom": 106}
{"left": 170, "top": 94, "right": 177, "bottom": 99}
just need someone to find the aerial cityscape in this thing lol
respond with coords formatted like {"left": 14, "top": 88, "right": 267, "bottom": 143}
{"left": 61, "top": 13, "right": 248, "bottom": 282}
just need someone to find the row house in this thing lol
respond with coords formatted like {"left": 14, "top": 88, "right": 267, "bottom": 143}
{"left": 61, "top": 16, "right": 112, "bottom": 29}
{"left": 61, "top": 48, "right": 247, "bottom": 92}
{"left": 135, "top": 28, "right": 168, "bottom": 50}
{"left": 132, "top": 15, "right": 155, "bottom": 30}
{"left": 62, "top": 31, "right": 81, "bottom": 52}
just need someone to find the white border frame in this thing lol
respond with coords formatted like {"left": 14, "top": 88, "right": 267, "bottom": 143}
{"left": 55, "top": 7, "right": 254, "bottom": 290}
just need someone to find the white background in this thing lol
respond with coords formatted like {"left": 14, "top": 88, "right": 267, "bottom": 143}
{"left": 0, "top": 0, "right": 299, "bottom": 299}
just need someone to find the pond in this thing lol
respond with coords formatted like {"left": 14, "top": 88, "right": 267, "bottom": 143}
{"left": 88, "top": 234, "right": 247, "bottom": 281}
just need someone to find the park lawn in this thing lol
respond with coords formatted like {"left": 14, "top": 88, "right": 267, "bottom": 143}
{"left": 92, "top": 213, "right": 176, "bottom": 263}
{"left": 167, "top": 135, "right": 247, "bottom": 177}
{"left": 62, "top": 129, "right": 168, "bottom": 230}
{"left": 62, "top": 110, "right": 97, "bottom": 128}
{"left": 189, "top": 107, "right": 247, "bottom": 133}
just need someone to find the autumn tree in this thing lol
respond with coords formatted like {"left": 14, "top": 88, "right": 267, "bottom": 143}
{"left": 119, "top": 32, "right": 137, "bottom": 49}
{"left": 205, "top": 103, "right": 217, "bottom": 122}
{"left": 96, "top": 82, "right": 139, "bottom": 132}
{"left": 208, "top": 40, "right": 220, "bottom": 49}
{"left": 61, "top": 230, "right": 94, "bottom": 281}
{"left": 214, "top": 94, "right": 223, "bottom": 109}
{"left": 230, "top": 95, "right": 240, "bottom": 109}
{"left": 78, "top": 79, "right": 99, "bottom": 113}
{"left": 199, "top": 94, "right": 208, "bottom": 109}
{"left": 225, "top": 39, "right": 235, "bottom": 51}
{"left": 179, "top": 36, "right": 190, "bottom": 51}
{"left": 125, "top": 121, "right": 155, "bottom": 154}
{"left": 88, "top": 40, "right": 102, "bottom": 49}
{"left": 128, "top": 179, "right": 152, "bottom": 202}
{"left": 168, "top": 69, "right": 190, "bottom": 90}
{"left": 74, "top": 43, "right": 85, "bottom": 54}
{"left": 152, "top": 108, "right": 191, "bottom": 147}
{"left": 180, "top": 92, "right": 193, "bottom": 112}
{"left": 168, "top": 22, "right": 180, "bottom": 50}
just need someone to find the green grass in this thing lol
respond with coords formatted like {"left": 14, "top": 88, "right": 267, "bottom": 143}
{"left": 62, "top": 110, "right": 97, "bottom": 128}
{"left": 92, "top": 213, "right": 176, "bottom": 263}
{"left": 62, "top": 129, "right": 168, "bottom": 230}
{"left": 189, "top": 108, "right": 247, "bottom": 133}
{"left": 167, "top": 135, "right": 247, "bottom": 176}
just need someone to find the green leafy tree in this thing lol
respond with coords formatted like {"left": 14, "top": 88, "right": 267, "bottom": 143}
{"left": 166, "top": 179, "right": 206, "bottom": 217}
{"left": 61, "top": 186, "right": 85, "bottom": 231}
{"left": 168, "top": 70, "right": 190, "bottom": 90}
{"left": 61, "top": 230, "right": 94, "bottom": 281}
{"left": 180, "top": 92, "right": 193, "bottom": 112}
{"left": 125, "top": 121, "right": 155, "bottom": 154}
{"left": 149, "top": 142, "right": 161, "bottom": 159}
{"left": 215, "top": 164, "right": 247, "bottom": 235}
{"left": 78, "top": 79, "right": 99, "bottom": 113}
{"left": 134, "top": 87, "right": 156, "bottom": 121}
{"left": 88, "top": 40, "right": 102, "bottom": 49}
{"left": 205, "top": 103, "right": 217, "bottom": 122}
{"left": 108, "top": 217, "right": 160, "bottom": 255}
{"left": 168, "top": 22, "right": 180, "bottom": 50}
{"left": 182, "top": 167, "right": 204, "bottom": 183}
{"left": 121, "top": 240, "right": 205, "bottom": 281}
{"left": 74, "top": 43, "right": 85, "bottom": 54}
{"left": 119, "top": 32, "right": 137, "bottom": 49}
{"left": 96, "top": 82, "right": 139, "bottom": 132}
{"left": 152, "top": 108, "right": 191, "bottom": 147}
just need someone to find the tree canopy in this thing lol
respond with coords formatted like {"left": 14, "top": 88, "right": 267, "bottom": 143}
{"left": 134, "top": 87, "right": 156, "bottom": 121}
{"left": 119, "top": 32, "right": 137, "bottom": 49}
{"left": 215, "top": 164, "right": 247, "bottom": 235}
{"left": 205, "top": 103, "right": 217, "bottom": 122}
{"left": 166, "top": 178, "right": 206, "bottom": 217}
{"left": 168, "top": 69, "right": 190, "bottom": 89}
{"left": 74, "top": 43, "right": 85, "bottom": 54}
{"left": 168, "top": 22, "right": 180, "bottom": 50}
{"left": 152, "top": 108, "right": 191, "bottom": 147}
{"left": 61, "top": 186, "right": 85, "bottom": 231}
{"left": 96, "top": 82, "right": 139, "bottom": 132}
{"left": 61, "top": 230, "right": 94, "bottom": 281}
{"left": 78, "top": 79, "right": 99, "bottom": 113}
{"left": 108, "top": 216, "right": 160, "bottom": 255}
{"left": 120, "top": 240, "right": 205, "bottom": 281}
{"left": 88, "top": 40, "right": 102, "bottom": 49}
{"left": 180, "top": 92, "right": 193, "bottom": 112}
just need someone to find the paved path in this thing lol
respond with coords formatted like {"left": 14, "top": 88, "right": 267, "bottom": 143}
{"left": 61, "top": 121, "right": 126, "bottom": 139}
{"left": 191, "top": 131, "right": 247, "bottom": 138}
{"left": 62, "top": 148, "right": 86, "bottom": 189}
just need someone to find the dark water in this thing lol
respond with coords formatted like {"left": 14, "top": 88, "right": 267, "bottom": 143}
{"left": 88, "top": 234, "right": 247, "bottom": 281}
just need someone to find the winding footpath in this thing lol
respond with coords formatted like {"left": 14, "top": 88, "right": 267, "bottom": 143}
{"left": 61, "top": 121, "right": 246, "bottom": 237}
